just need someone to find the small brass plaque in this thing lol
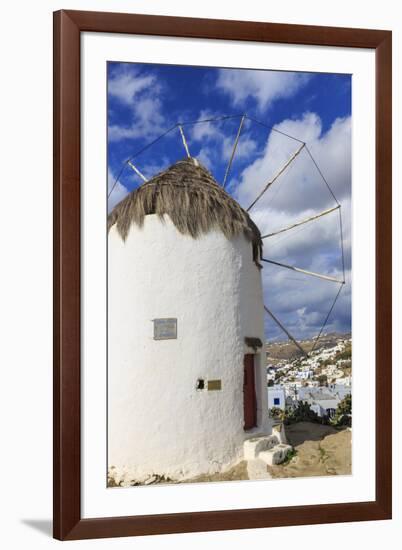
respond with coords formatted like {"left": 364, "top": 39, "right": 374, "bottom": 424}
{"left": 207, "top": 379, "right": 222, "bottom": 391}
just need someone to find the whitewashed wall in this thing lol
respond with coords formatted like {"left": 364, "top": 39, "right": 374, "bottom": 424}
{"left": 108, "top": 214, "right": 270, "bottom": 482}
{"left": 267, "top": 387, "right": 286, "bottom": 410}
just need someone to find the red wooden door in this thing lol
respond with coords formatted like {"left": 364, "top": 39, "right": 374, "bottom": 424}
{"left": 243, "top": 354, "right": 257, "bottom": 430}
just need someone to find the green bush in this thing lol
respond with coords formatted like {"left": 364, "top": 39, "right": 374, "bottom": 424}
{"left": 283, "top": 401, "right": 320, "bottom": 425}
{"left": 317, "top": 374, "right": 328, "bottom": 386}
{"left": 331, "top": 394, "right": 352, "bottom": 427}
{"left": 269, "top": 407, "right": 285, "bottom": 420}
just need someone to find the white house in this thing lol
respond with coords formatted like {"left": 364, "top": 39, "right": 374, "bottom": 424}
{"left": 108, "top": 158, "right": 274, "bottom": 485}
{"left": 310, "top": 398, "right": 339, "bottom": 418}
{"left": 267, "top": 386, "right": 286, "bottom": 410}
{"left": 336, "top": 375, "right": 352, "bottom": 385}
{"left": 296, "top": 370, "right": 313, "bottom": 380}
{"left": 297, "top": 386, "right": 351, "bottom": 418}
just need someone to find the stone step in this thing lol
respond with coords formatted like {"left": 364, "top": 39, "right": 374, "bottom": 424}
{"left": 258, "top": 444, "right": 292, "bottom": 466}
{"left": 243, "top": 434, "right": 280, "bottom": 460}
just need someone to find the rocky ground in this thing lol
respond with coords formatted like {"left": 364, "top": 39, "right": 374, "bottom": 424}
{"left": 185, "top": 421, "right": 351, "bottom": 482}
{"left": 268, "top": 422, "right": 352, "bottom": 478}
{"left": 110, "top": 422, "right": 351, "bottom": 486}
{"left": 182, "top": 461, "right": 249, "bottom": 483}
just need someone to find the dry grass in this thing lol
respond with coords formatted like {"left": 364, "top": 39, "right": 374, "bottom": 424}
{"left": 181, "top": 461, "right": 249, "bottom": 483}
{"left": 108, "top": 158, "right": 262, "bottom": 264}
{"left": 268, "top": 422, "right": 351, "bottom": 478}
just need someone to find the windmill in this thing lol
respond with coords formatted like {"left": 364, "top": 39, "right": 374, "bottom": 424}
{"left": 108, "top": 113, "right": 346, "bottom": 359}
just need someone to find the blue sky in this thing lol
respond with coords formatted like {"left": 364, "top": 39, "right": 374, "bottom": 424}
{"left": 108, "top": 62, "right": 351, "bottom": 342}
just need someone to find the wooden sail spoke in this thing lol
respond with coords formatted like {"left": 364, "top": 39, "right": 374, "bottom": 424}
{"left": 127, "top": 161, "right": 148, "bottom": 182}
{"left": 264, "top": 305, "right": 308, "bottom": 357}
{"left": 246, "top": 142, "right": 305, "bottom": 212}
{"left": 311, "top": 284, "right": 344, "bottom": 353}
{"left": 178, "top": 125, "right": 191, "bottom": 158}
{"left": 223, "top": 114, "right": 246, "bottom": 189}
{"left": 262, "top": 258, "right": 345, "bottom": 284}
{"left": 262, "top": 205, "right": 340, "bottom": 239}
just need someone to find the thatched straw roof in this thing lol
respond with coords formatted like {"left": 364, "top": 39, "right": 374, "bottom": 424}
{"left": 108, "top": 158, "right": 262, "bottom": 265}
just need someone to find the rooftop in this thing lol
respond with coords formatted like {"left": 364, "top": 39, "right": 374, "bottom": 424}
{"left": 108, "top": 158, "right": 262, "bottom": 264}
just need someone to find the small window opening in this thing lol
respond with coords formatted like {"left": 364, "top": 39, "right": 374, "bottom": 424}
{"left": 196, "top": 379, "right": 205, "bottom": 390}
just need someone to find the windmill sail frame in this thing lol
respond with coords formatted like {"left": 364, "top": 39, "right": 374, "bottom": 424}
{"left": 108, "top": 113, "right": 347, "bottom": 357}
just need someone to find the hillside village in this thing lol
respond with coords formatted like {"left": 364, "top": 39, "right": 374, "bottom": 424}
{"left": 266, "top": 333, "right": 352, "bottom": 421}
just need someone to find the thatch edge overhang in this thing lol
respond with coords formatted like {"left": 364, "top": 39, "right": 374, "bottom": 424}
{"left": 108, "top": 158, "right": 263, "bottom": 266}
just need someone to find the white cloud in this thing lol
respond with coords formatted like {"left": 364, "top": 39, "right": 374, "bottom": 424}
{"left": 108, "top": 66, "right": 166, "bottom": 142}
{"left": 191, "top": 110, "right": 221, "bottom": 142}
{"left": 108, "top": 97, "right": 165, "bottom": 142}
{"left": 235, "top": 113, "right": 351, "bottom": 213}
{"left": 190, "top": 110, "right": 258, "bottom": 172}
{"left": 234, "top": 112, "right": 352, "bottom": 340}
{"left": 197, "top": 147, "right": 214, "bottom": 171}
{"left": 222, "top": 134, "right": 257, "bottom": 161}
{"left": 216, "top": 69, "right": 310, "bottom": 112}
{"left": 263, "top": 263, "right": 351, "bottom": 341}
{"left": 109, "top": 70, "right": 155, "bottom": 104}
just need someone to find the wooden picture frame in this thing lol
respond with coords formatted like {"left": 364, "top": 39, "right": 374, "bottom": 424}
{"left": 53, "top": 9, "right": 392, "bottom": 540}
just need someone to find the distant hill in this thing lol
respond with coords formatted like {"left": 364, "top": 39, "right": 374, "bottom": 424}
{"left": 266, "top": 333, "right": 351, "bottom": 363}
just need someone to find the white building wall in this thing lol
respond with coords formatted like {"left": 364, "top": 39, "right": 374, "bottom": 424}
{"left": 108, "top": 214, "right": 270, "bottom": 483}
{"left": 267, "top": 386, "right": 286, "bottom": 410}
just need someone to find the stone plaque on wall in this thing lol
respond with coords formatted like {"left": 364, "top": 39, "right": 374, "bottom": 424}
{"left": 153, "top": 318, "right": 177, "bottom": 340}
